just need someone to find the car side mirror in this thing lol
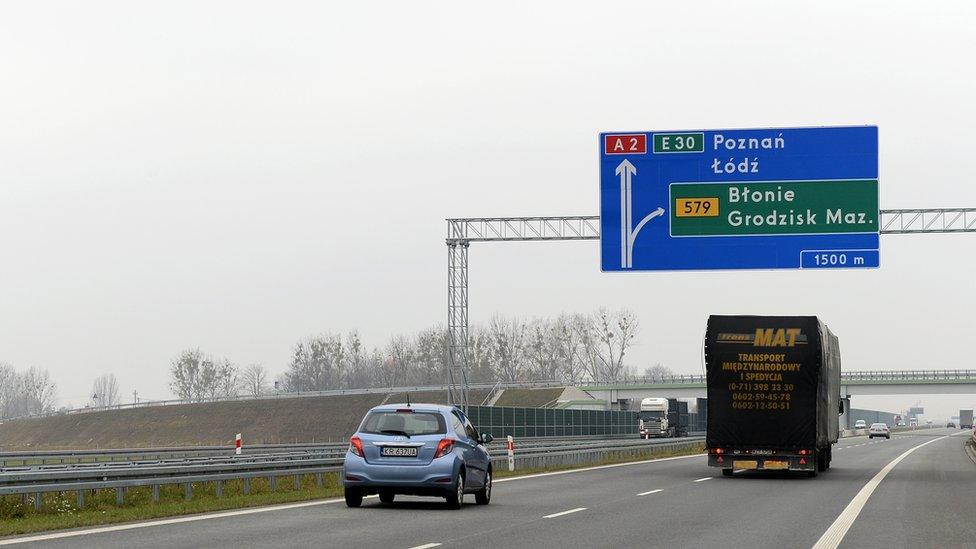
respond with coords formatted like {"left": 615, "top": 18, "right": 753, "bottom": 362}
{"left": 479, "top": 433, "right": 493, "bottom": 444}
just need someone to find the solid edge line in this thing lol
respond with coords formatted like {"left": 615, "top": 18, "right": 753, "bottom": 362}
{"left": 0, "top": 497, "right": 345, "bottom": 546}
{"left": 637, "top": 489, "right": 663, "bottom": 496}
{"left": 544, "top": 507, "right": 587, "bottom": 519}
{"left": 494, "top": 452, "right": 704, "bottom": 484}
{"left": 0, "top": 453, "right": 706, "bottom": 545}
{"left": 811, "top": 435, "right": 948, "bottom": 549}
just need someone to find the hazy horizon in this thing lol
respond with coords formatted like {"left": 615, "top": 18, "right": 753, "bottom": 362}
{"left": 2, "top": 1, "right": 974, "bottom": 420}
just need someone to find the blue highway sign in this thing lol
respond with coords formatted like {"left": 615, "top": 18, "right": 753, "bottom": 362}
{"left": 599, "top": 126, "right": 879, "bottom": 271}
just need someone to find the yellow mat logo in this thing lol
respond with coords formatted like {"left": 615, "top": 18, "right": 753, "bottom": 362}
{"left": 753, "top": 328, "right": 801, "bottom": 347}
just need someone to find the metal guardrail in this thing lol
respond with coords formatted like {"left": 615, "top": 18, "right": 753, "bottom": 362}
{"left": 0, "top": 436, "right": 703, "bottom": 510}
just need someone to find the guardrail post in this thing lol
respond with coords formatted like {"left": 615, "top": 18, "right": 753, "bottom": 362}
{"left": 243, "top": 478, "right": 251, "bottom": 495}
{"left": 152, "top": 485, "right": 160, "bottom": 503}
{"left": 116, "top": 487, "right": 124, "bottom": 505}
{"left": 33, "top": 493, "right": 42, "bottom": 511}
{"left": 269, "top": 476, "right": 277, "bottom": 491}
{"left": 293, "top": 475, "right": 301, "bottom": 490}
{"left": 316, "top": 473, "right": 323, "bottom": 488}
{"left": 76, "top": 490, "right": 85, "bottom": 508}
{"left": 184, "top": 483, "right": 193, "bottom": 501}
{"left": 215, "top": 480, "right": 223, "bottom": 498}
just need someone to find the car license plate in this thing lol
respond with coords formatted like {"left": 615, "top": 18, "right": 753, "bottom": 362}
{"left": 381, "top": 446, "right": 418, "bottom": 457}
{"left": 762, "top": 460, "right": 789, "bottom": 470}
{"left": 732, "top": 460, "right": 758, "bottom": 470}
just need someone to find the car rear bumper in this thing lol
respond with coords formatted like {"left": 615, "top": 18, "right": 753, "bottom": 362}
{"left": 342, "top": 454, "right": 460, "bottom": 492}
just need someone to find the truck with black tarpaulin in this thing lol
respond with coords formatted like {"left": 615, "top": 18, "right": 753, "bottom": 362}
{"left": 705, "top": 315, "right": 841, "bottom": 477}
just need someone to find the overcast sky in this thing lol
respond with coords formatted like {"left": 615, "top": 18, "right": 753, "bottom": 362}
{"left": 1, "top": 1, "right": 973, "bottom": 419}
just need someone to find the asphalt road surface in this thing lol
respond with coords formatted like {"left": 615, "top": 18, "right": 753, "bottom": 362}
{"left": 4, "top": 428, "right": 973, "bottom": 549}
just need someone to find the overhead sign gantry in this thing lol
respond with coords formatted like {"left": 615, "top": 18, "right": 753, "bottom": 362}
{"left": 599, "top": 126, "right": 880, "bottom": 271}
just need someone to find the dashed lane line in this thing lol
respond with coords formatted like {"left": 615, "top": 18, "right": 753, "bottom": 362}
{"left": 407, "top": 544, "right": 442, "bottom": 549}
{"left": 544, "top": 507, "right": 587, "bottom": 519}
{"left": 693, "top": 477, "right": 713, "bottom": 482}
{"left": 637, "top": 489, "right": 663, "bottom": 496}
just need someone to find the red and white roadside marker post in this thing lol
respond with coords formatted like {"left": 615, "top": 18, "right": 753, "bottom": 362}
{"left": 507, "top": 435, "right": 515, "bottom": 471}
{"left": 235, "top": 433, "right": 242, "bottom": 455}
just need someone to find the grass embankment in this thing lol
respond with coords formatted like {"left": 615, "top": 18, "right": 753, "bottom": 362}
{"left": 0, "top": 443, "right": 705, "bottom": 537}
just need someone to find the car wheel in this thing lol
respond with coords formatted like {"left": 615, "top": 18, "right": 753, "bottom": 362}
{"left": 886, "top": 435, "right": 890, "bottom": 439}
{"left": 475, "top": 471, "right": 492, "bottom": 505}
{"left": 379, "top": 490, "right": 395, "bottom": 504}
{"left": 344, "top": 487, "right": 363, "bottom": 508}
{"left": 446, "top": 471, "right": 464, "bottom": 509}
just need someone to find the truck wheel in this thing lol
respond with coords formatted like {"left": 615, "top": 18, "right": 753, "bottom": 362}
{"left": 722, "top": 469, "right": 733, "bottom": 477}
{"left": 816, "top": 450, "right": 828, "bottom": 472}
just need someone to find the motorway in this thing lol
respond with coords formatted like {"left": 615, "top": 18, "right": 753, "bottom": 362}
{"left": 4, "top": 428, "right": 972, "bottom": 549}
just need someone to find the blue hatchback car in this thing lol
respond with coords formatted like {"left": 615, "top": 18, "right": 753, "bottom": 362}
{"left": 343, "top": 403, "right": 493, "bottom": 509}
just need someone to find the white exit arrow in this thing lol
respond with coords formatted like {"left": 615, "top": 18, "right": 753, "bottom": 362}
{"left": 616, "top": 159, "right": 665, "bottom": 268}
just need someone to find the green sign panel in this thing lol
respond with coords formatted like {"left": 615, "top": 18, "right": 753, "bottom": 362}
{"left": 669, "top": 179, "right": 879, "bottom": 237}
{"left": 653, "top": 132, "right": 704, "bottom": 153}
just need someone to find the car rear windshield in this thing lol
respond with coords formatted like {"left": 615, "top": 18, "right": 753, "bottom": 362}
{"left": 871, "top": 423, "right": 886, "bottom": 428}
{"left": 360, "top": 410, "right": 446, "bottom": 436}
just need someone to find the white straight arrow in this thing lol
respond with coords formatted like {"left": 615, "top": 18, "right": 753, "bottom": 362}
{"left": 615, "top": 159, "right": 664, "bottom": 268}
{"left": 615, "top": 159, "right": 637, "bottom": 267}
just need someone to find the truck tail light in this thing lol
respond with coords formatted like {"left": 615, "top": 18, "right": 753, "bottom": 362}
{"left": 349, "top": 436, "right": 364, "bottom": 457}
{"left": 799, "top": 458, "right": 807, "bottom": 465}
{"left": 433, "top": 438, "right": 455, "bottom": 459}
{"left": 710, "top": 448, "right": 724, "bottom": 455}
{"left": 798, "top": 449, "right": 810, "bottom": 456}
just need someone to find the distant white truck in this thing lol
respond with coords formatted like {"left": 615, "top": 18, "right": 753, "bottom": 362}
{"left": 639, "top": 398, "right": 673, "bottom": 439}
{"left": 637, "top": 397, "right": 690, "bottom": 438}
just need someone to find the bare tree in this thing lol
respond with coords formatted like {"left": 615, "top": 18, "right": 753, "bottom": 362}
{"left": 90, "top": 373, "right": 121, "bottom": 407}
{"left": 593, "top": 308, "right": 639, "bottom": 381}
{"left": 18, "top": 367, "right": 58, "bottom": 415}
{"left": 169, "top": 349, "right": 238, "bottom": 400}
{"left": 553, "top": 314, "right": 587, "bottom": 382}
{"left": 283, "top": 333, "right": 347, "bottom": 392}
{"left": 525, "top": 318, "right": 560, "bottom": 381}
{"left": 380, "top": 335, "right": 413, "bottom": 387}
{"left": 240, "top": 364, "right": 269, "bottom": 397}
{"left": 490, "top": 314, "right": 526, "bottom": 382}
{"left": 413, "top": 328, "right": 447, "bottom": 385}
{"left": 0, "top": 363, "right": 19, "bottom": 418}
{"left": 642, "top": 363, "right": 674, "bottom": 380}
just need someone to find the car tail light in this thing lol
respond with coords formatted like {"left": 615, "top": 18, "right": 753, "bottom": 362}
{"left": 349, "top": 436, "right": 364, "bottom": 458}
{"left": 434, "top": 438, "right": 455, "bottom": 459}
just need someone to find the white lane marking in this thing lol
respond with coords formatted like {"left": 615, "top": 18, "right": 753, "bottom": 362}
{"left": 733, "top": 469, "right": 745, "bottom": 473}
{"left": 494, "top": 452, "right": 704, "bottom": 484}
{"left": 407, "top": 544, "right": 442, "bottom": 549}
{"left": 637, "top": 489, "right": 663, "bottom": 496}
{"left": 544, "top": 507, "right": 587, "bottom": 519}
{"left": 693, "top": 477, "right": 713, "bottom": 482}
{"left": 811, "top": 435, "right": 948, "bottom": 549}
{"left": 0, "top": 497, "right": 347, "bottom": 546}
{"left": 0, "top": 453, "right": 707, "bottom": 545}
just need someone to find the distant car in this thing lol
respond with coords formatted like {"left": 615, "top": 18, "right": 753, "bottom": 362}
{"left": 343, "top": 403, "right": 493, "bottom": 509}
{"left": 897, "top": 421, "right": 906, "bottom": 427}
{"left": 869, "top": 423, "right": 890, "bottom": 439}
{"left": 925, "top": 419, "right": 933, "bottom": 425}
{"left": 854, "top": 420, "right": 867, "bottom": 429}
{"left": 947, "top": 421, "right": 956, "bottom": 428}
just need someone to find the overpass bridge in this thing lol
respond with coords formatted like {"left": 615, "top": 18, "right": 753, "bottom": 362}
{"left": 577, "top": 369, "right": 976, "bottom": 404}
